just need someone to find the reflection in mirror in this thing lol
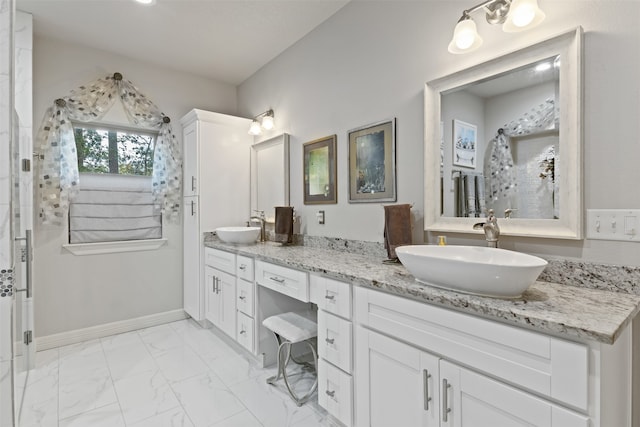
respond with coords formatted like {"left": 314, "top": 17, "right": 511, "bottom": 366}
{"left": 303, "top": 135, "right": 337, "bottom": 204}
{"left": 250, "top": 133, "right": 290, "bottom": 222}
{"left": 441, "top": 55, "right": 560, "bottom": 220}
{"left": 425, "top": 28, "right": 582, "bottom": 239}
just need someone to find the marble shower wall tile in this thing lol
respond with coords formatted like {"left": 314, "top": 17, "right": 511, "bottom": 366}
{"left": 16, "top": 11, "right": 33, "bottom": 229}
{"left": 0, "top": 0, "right": 13, "bottom": 270}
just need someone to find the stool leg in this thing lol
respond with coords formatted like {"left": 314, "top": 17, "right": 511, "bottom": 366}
{"left": 282, "top": 340, "right": 318, "bottom": 407}
{"left": 266, "top": 333, "right": 288, "bottom": 385}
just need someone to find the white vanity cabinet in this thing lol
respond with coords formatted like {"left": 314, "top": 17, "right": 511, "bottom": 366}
{"left": 311, "top": 275, "right": 354, "bottom": 427}
{"left": 354, "top": 286, "right": 631, "bottom": 427}
{"left": 180, "top": 109, "right": 252, "bottom": 322}
{"left": 204, "top": 248, "right": 237, "bottom": 338}
{"left": 357, "top": 327, "right": 588, "bottom": 427}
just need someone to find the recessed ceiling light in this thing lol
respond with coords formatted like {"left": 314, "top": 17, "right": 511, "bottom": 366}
{"left": 135, "top": 0, "right": 155, "bottom": 5}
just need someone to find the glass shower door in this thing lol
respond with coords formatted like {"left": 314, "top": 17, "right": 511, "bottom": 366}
{"left": 11, "top": 110, "right": 34, "bottom": 425}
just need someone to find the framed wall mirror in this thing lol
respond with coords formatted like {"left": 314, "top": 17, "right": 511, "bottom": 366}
{"left": 424, "top": 27, "right": 583, "bottom": 239}
{"left": 251, "top": 133, "right": 290, "bottom": 222}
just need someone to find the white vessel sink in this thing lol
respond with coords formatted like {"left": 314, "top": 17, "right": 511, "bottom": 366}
{"left": 216, "top": 227, "right": 261, "bottom": 245}
{"left": 395, "top": 245, "right": 548, "bottom": 298}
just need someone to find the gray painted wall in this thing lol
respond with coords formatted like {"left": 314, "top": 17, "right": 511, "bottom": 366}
{"left": 238, "top": 1, "right": 640, "bottom": 267}
{"left": 32, "top": 37, "right": 238, "bottom": 337}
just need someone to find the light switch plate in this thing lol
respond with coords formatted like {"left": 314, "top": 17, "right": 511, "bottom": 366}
{"left": 586, "top": 209, "right": 640, "bottom": 242}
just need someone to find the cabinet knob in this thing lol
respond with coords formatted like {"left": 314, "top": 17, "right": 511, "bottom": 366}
{"left": 325, "top": 390, "right": 335, "bottom": 398}
{"left": 325, "top": 338, "right": 335, "bottom": 345}
{"left": 239, "top": 264, "right": 247, "bottom": 271}
{"left": 239, "top": 295, "right": 246, "bottom": 300}
{"left": 324, "top": 294, "right": 335, "bottom": 300}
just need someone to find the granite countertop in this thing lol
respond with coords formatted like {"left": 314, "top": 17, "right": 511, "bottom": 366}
{"left": 205, "top": 240, "right": 640, "bottom": 345}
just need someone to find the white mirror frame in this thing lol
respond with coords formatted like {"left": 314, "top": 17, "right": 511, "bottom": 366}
{"left": 250, "top": 133, "right": 290, "bottom": 222}
{"left": 425, "top": 27, "right": 583, "bottom": 239}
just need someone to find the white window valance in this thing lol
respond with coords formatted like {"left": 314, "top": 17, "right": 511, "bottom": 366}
{"left": 36, "top": 72, "right": 181, "bottom": 225}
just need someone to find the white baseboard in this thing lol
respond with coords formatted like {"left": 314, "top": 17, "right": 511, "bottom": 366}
{"left": 36, "top": 309, "right": 188, "bottom": 351}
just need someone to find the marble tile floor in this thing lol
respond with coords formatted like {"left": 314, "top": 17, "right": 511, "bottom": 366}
{"left": 15, "top": 319, "right": 340, "bottom": 427}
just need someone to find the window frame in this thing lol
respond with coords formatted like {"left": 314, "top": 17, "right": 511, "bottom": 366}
{"left": 65, "top": 121, "right": 165, "bottom": 253}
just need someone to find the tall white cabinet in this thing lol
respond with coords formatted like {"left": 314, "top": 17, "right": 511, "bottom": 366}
{"left": 180, "top": 109, "right": 252, "bottom": 322}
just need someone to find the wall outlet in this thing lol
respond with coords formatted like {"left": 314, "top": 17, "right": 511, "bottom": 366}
{"left": 317, "top": 210, "right": 325, "bottom": 225}
{"left": 586, "top": 209, "right": 640, "bottom": 242}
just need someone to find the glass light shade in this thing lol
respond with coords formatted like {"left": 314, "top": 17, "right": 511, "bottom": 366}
{"left": 503, "top": 0, "right": 545, "bottom": 32}
{"left": 448, "top": 19, "right": 483, "bottom": 54}
{"left": 261, "top": 114, "right": 274, "bottom": 130}
{"left": 248, "top": 120, "right": 262, "bottom": 135}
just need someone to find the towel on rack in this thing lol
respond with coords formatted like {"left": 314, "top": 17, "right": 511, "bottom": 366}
{"left": 274, "top": 206, "right": 294, "bottom": 244}
{"left": 383, "top": 204, "right": 412, "bottom": 260}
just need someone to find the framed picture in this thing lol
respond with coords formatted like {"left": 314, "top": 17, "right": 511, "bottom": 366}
{"left": 303, "top": 135, "right": 337, "bottom": 204}
{"left": 348, "top": 118, "right": 396, "bottom": 203}
{"left": 453, "top": 119, "right": 477, "bottom": 168}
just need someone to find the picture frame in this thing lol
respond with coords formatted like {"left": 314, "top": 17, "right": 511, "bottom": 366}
{"left": 303, "top": 135, "right": 337, "bottom": 204}
{"left": 348, "top": 118, "right": 396, "bottom": 203}
{"left": 453, "top": 119, "right": 477, "bottom": 169}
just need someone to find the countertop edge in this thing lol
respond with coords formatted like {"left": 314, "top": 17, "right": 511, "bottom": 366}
{"left": 205, "top": 241, "right": 640, "bottom": 345}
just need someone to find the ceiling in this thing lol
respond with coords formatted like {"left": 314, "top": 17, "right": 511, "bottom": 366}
{"left": 17, "top": 0, "right": 350, "bottom": 86}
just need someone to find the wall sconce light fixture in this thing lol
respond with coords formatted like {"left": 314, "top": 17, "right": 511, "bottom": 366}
{"left": 448, "top": 0, "right": 545, "bottom": 54}
{"left": 248, "top": 109, "right": 275, "bottom": 135}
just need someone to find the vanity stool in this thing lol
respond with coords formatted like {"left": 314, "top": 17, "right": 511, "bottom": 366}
{"left": 263, "top": 312, "right": 318, "bottom": 406}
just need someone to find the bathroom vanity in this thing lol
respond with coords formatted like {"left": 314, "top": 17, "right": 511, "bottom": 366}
{"left": 202, "top": 238, "right": 640, "bottom": 427}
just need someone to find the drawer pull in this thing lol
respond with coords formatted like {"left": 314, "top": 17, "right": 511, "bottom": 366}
{"left": 239, "top": 264, "right": 247, "bottom": 271}
{"left": 325, "top": 294, "right": 335, "bottom": 300}
{"left": 423, "top": 369, "right": 432, "bottom": 411}
{"left": 325, "top": 338, "right": 335, "bottom": 344}
{"left": 269, "top": 276, "right": 285, "bottom": 283}
{"left": 325, "top": 390, "right": 335, "bottom": 398}
{"left": 239, "top": 295, "right": 246, "bottom": 300}
{"left": 442, "top": 379, "right": 451, "bottom": 422}
{"left": 239, "top": 329, "right": 246, "bottom": 335}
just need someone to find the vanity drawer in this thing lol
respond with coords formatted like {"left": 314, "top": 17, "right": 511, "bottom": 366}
{"left": 318, "top": 358, "right": 353, "bottom": 427}
{"left": 236, "top": 311, "right": 255, "bottom": 353}
{"left": 236, "top": 279, "right": 254, "bottom": 317}
{"left": 319, "top": 311, "right": 352, "bottom": 374}
{"left": 205, "top": 248, "right": 235, "bottom": 274}
{"left": 355, "top": 287, "right": 589, "bottom": 411}
{"left": 255, "top": 261, "right": 309, "bottom": 302}
{"left": 236, "top": 255, "right": 254, "bottom": 282}
{"left": 311, "top": 275, "right": 352, "bottom": 320}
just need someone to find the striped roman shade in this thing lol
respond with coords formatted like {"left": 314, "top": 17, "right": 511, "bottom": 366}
{"left": 69, "top": 174, "right": 162, "bottom": 244}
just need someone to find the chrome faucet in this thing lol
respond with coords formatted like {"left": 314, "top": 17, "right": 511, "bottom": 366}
{"left": 473, "top": 209, "right": 500, "bottom": 248}
{"left": 249, "top": 210, "right": 266, "bottom": 242}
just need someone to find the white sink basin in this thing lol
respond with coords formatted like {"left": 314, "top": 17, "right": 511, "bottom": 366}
{"left": 216, "top": 227, "right": 261, "bottom": 245}
{"left": 395, "top": 245, "right": 547, "bottom": 298}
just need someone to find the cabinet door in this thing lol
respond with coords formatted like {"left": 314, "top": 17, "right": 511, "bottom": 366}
{"left": 204, "top": 267, "right": 236, "bottom": 339}
{"left": 183, "top": 121, "right": 198, "bottom": 197}
{"left": 355, "top": 327, "right": 440, "bottom": 427}
{"left": 183, "top": 196, "right": 202, "bottom": 320}
{"left": 218, "top": 269, "right": 237, "bottom": 338}
{"left": 204, "top": 265, "right": 218, "bottom": 325}
{"left": 439, "top": 360, "right": 589, "bottom": 427}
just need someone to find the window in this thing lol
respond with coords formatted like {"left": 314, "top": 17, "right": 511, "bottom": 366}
{"left": 69, "top": 123, "right": 162, "bottom": 244}
{"left": 74, "top": 124, "right": 156, "bottom": 175}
